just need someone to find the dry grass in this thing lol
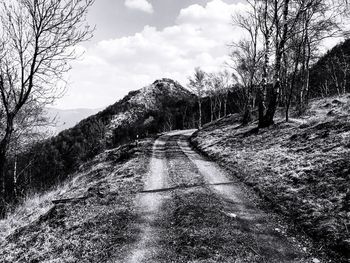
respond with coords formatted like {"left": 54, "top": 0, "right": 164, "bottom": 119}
{"left": 0, "top": 139, "right": 154, "bottom": 262}
{"left": 191, "top": 94, "right": 350, "bottom": 262}
{"left": 0, "top": 179, "right": 75, "bottom": 242}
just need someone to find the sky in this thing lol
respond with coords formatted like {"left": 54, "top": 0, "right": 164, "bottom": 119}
{"left": 55, "top": 0, "right": 248, "bottom": 109}
{"left": 54, "top": 0, "right": 343, "bottom": 109}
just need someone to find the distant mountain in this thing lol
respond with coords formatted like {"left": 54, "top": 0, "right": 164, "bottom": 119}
{"left": 45, "top": 108, "right": 101, "bottom": 134}
{"left": 14, "top": 78, "right": 197, "bottom": 196}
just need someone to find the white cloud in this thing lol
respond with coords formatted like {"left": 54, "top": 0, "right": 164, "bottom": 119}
{"left": 57, "top": 0, "right": 249, "bottom": 109}
{"left": 124, "top": 0, "right": 154, "bottom": 14}
{"left": 178, "top": 0, "right": 249, "bottom": 24}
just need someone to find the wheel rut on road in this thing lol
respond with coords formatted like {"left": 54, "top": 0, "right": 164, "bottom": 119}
{"left": 125, "top": 130, "right": 319, "bottom": 263}
{"left": 125, "top": 134, "right": 169, "bottom": 263}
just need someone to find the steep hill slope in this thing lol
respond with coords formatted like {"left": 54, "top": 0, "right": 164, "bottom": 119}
{"left": 10, "top": 79, "right": 196, "bottom": 204}
{"left": 102, "top": 78, "right": 197, "bottom": 145}
{"left": 191, "top": 95, "right": 350, "bottom": 262}
{"left": 309, "top": 38, "right": 350, "bottom": 98}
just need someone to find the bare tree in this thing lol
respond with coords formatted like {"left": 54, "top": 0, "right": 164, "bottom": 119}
{"left": 231, "top": 0, "right": 263, "bottom": 124}
{"left": 257, "top": 0, "right": 291, "bottom": 127}
{"left": 284, "top": 30, "right": 304, "bottom": 122}
{"left": 0, "top": 0, "right": 94, "bottom": 216}
{"left": 217, "top": 70, "right": 235, "bottom": 117}
{"left": 230, "top": 0, "right": 349, "bottom": 127}
{"left": 323, "top": 51, "right": 350, "bottom": 96}
{"left": 339, "top": 50, "right": 350, "bottom": 94}
{"left": 206, "top": 73, "right": 223, "bottom": 121}
{"left": 257, "top": 0, "right": 275, "bottom": 127}
{"left": 188, "top": 67, "right": 206, "bottom": 128}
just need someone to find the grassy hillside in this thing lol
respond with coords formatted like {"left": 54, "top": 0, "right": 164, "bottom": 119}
{"left": 0, "top": 138, "right": 154, "bottom": 262}
{"left": 191, "top": 95, "right": 350, "bottom": 262}
{"left": 310, "top": 39, "right": 350, "bottom": 98}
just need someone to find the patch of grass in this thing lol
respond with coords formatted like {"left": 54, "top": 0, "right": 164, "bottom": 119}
{"left": 0, "top": 181, "right": 72, "bottom": 242}
{"left": 154, "top": 189, "right": 306, "bottom": 263}
{"left": 165, "top": 135, "right": 204, "bottom": 187}
{"left": 0, "top": 139, "right": 154, "bottom": 262}
{"left": 191, "top": 94, "right": 350, "bottom": 262}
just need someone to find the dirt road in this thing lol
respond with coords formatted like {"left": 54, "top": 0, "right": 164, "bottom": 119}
{"left": 125, "top": 130, "right": 320, "bottom": 263}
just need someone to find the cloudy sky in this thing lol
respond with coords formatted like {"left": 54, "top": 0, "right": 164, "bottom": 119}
{"left": 55, "top": 0, "right": 342, "bottom": 109}
{"left": 55, "top": 0, "right": 249, "bottom": 109}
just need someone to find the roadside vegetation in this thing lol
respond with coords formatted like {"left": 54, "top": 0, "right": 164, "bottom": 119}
{"left": 191, "top": 94, "right": 350, "bottom": 262}
{"left": 0, "top": 139, "right": 153, "bottom": 262}
{"left": 0, "top": 0, "right": 95, "bottom": 217}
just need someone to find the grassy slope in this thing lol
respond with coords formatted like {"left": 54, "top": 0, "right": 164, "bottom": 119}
{"left": 191, "top": 95, "right": 350, "bottom": 262}
{"left": 0, "top": 139, "right": 153, "bottom": 262}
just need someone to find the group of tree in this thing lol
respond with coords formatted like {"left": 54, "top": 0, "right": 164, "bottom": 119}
{"left": 0, "top": 0, "right": 95, "bottom": 217}
{"left": 309, "top": 38, "right": 350, "bottom": 97}
{"left": 188, "top": 68, "right": 243, "bottom": 128}
{"left": 226, "top": 0, "right": 350, "bottom": 126}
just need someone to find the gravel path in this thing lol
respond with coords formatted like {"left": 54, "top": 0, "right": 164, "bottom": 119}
{"left": 126, "top": 131, "right": 187, "bottom": 263}
{"left": 125, "top": 130, "right": 321, "bottom": 263}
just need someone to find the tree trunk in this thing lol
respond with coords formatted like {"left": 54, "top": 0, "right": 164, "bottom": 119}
{"left": 243, "top": 105, "right": 252, "bottom": 125}
{"left": 260, "top": 0, "right": 290, "bottom": 128}
{"left": 299, "top": 25, "right": 311, "bottom": 115}
{"left": 13, "top": 157, "right": 17, "bottom": 199}
{"left": 0, "top": 150, "right": 6, "bottom": 218}
{"left": 257, "top": 86, "right": 266, "bottom": 127}
{"left": 261, "top": 47, "right": 284, "bottom": 127}
{"left": 285, "top": 101, "right": 290, "bottom": 122}
{"left": 286, "top": 43, "right": 302, "bottom": 122}
{"left": 0, "top": 116, "right": 15, "bottom": 217}
{"left": 258, "top": 0, "right": 270, "bottom": 128}
{"left": 243, "top": 86, "right": 252, "bottom": 125}
{"left": 224, "top": 96, "right": 227, "bottom": 117}
{"left": 304, "top": 54, "right": 310, "bottom": 106}
{"left": 198, "top": 99, "right": 202, "bottom": 129}
{"left": 210, "top": 97, "right": 214, "bottom": 122}
{"left": 262, "top": 80, "right": 280, "bottom": 127}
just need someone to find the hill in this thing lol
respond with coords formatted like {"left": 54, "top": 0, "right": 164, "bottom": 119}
{"left": 191, "top": 94, "right": 350, "bottom": 262}
{"left": 9, "top": 79, "right": 197, "bottom": 203}
{"left": 309, "top": 39, "right": 350, "bottom": 98}
{"left": 102, "top": 78, "right": 197, "bottom": 145}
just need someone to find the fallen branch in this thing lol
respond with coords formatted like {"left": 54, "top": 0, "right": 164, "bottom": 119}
{"left": 140, "top": 181, "right": 240, "bottom": 194}
{"left": 52, "top": 196, "right": 89, "bottom": 204}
